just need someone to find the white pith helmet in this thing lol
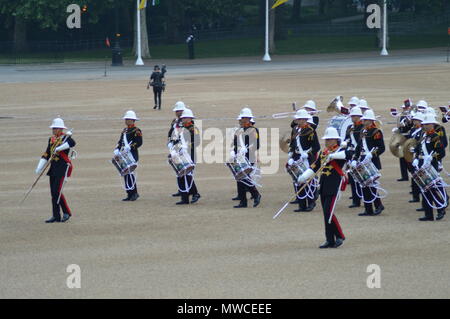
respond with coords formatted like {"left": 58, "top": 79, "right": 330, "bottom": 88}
{"left": 123, "top": 110, "right": 139, "bottom": 120}
{"left": 348, "top": 96, "right": 360, "bottom": 107}
{"left": 349, "top": 106, "right": 363, "bottom": 117}
{"left": 358, "top": 99, "right": 370, "bottom": 110}
{"left": 416, "top": 100, "right": 428, "bottom": 109}
{"left": 303, "top": 100, "right": 317, "bottom": 111}
{"left": 294, "top": 109, "right": 312, "bottom": 120}
{"left": 238, "top": 107, "right": 253, "bottom": 119}
{"left": 181, "top": 108, "right": 195, "bottom": 119}
{"left": 322, "top": 127, "right": 341, "bottom": 140}
{"left": 422, "top": 114, "right": 439, "bottom": 125}
{"left": 173, "top": 101, "right": 186, "bottom": 112}
{"left": 49, "top": 118, "right": 67, "bottom": 129}
{"left": 361, "top": 109, "right": 376, "bottom": 121}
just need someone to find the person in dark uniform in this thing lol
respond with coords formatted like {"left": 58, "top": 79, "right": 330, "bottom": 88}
{"left": 114, "top": 110, "right": 143, "bottom": 201}
{"left": 231, "top": 108, "right": 261, "bottom": 208}
{"left": 344, "top": 107, "right": 364, "bottom": 208}
{"left": 173, "top": 108, "right": 201, "bottom": 205}
{"left": 406, "top": 112, "right": 425, "bottom": 204}
{"left": 288, "top": 109, "right": 320, "bottom": 212}
{"left": 393, "top": 99, "right": 414, "bottom": 181}
{"left": 168, "top": 101, "right": 187, "bottom": 198}
{"left": 412, "top": 114, "right": 447, "bottom": 221}
{"left": 297, "top": 127, "right": 351, "bottom": 248}
{"left": 147, "top": 65, "right": 165, "bottom": 110}
{"left": 35, "top": 118, "right": 76, "bottom": 223}
{"left": 353, "top": 109, "right": 385, "bottom": 216}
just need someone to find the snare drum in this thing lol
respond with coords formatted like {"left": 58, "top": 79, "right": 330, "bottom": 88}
{"left": 111, "top": 151, "right": 137, "bottom": 176}
{"left": 286, "top": 160, "right": 308, "bottom": 183}
{"left": 412, "top": 165, "right": 440, "bottom": 191}
{"left": 168, "top": 151, "right": 195, "bottom": 177}
{"left": 350, "top": 161, "right": 381, "bottom": 187}
{"left": 227, "top": 160, "right": 254, "bottom": 182}
{"left": 329, "top": 115, "right": 353, "bottom": 140}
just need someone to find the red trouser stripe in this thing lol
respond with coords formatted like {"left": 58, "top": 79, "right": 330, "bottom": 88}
{"left": 329, "top": 195, "right": 345, "bottom": 239}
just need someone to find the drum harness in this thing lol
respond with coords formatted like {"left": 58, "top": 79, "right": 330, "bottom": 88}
{"left": 177, "top": 128, "right": 195, "bottom": 193}
{"left": 235, "top": 131, "right": 261, "bottom": 188}
{"left": 120, "top": 131, "right": 137, "bottom": 191}
{"left": 294, "top": 128, "right": 317, "bottom": 200}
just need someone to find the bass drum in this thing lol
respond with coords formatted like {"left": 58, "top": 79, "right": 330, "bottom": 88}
{"left": 389, "top": 131, "right": 407, "bottom": 158}
{"left": 279, "top": 131, "right": 291, "bottom": 153}
{"left": 403, "top": 138, "right": 418, "bottom": 163}
{"left": 329, "top": 115, "right": 353, "bottom": 140}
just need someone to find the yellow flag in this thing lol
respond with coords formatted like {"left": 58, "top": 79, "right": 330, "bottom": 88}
{"left": 138, "top": 0, "right": 147, "bottom": 10}
{"left": 271, "top": 0, "right": 288, "bottom": 9}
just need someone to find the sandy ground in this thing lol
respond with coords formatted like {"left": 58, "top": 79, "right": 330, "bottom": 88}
{"left": 0, "top": 50, "right": 449, "bottom": 298}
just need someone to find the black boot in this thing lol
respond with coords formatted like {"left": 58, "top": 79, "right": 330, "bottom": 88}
{"left": 234, "top": 201, "right": 247, "bottom": 208}
{"left": 319, "top": 241, "right": 335, "bottom": 249}
{"left": 436, "top": 209, "right": 446, "bottom": 220}
{"left": 304, "top": 201, "right": 316, "bottom": 212}
{"left": 176, "top": 193, "right": 189, "bottom": 205}
{"left": 45, "top": 216, "right": 60, "bottom": 223}
{"left": 172, "top": 191, "right": 181, "bottom": 197}
{"left": 129, "top": 193, "right": 139, "bottom": 201}
{"left": 373, "top": 204, "right": 384, "bottom": 215}
{"left": 61, "top": 213, "right": 71, "bottom": 223}
{"left": 191, "top": 193, "right": 201, "bottom": 204}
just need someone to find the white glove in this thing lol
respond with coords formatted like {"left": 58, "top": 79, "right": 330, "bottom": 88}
{"left": 329, "top": 150, "right": 346, "bottom": 160}
{"left": 297, "top": 168, "right": 314, "bottom": 184}
{"left": 167, "top": 142, "right": 174, "bottom": 149}
{"left": 35, "top": 158, "right": 47, "bottom": 174}
{"left": 364, "top": 152, "right": 373, "bottom": 161}
{"left": 170, "top": 150, "right": 177, "bottom": 158}
{"left": 124, "top": 144, "right": 131, "bottom": 152}
{"left": 113, "top": 149, "right": 120, "bottom": 156}
{"left": 392, "top": 127, "right": 399, "bottom": 133}
{"left": 350, "top": 160, "right": 358, "bottom": 168}
{"left": 55, "top": 142, "right": 70, "bottom": 153}
{"left": 288, "top": 152, "right": 293, "bottom": 159}
{"left": 412, "top": 159, "right": 419, "bottom": 168}
{"left": 300, "top": 152, "right": 308, "bottom": 160}
{"left": 340, "top": 141, "right": 348, "bottom": 148}
{"left": 230, "top": 150, "right": 236, "bottom": 159}
{"left": 287, "top": 158, "right": 294, "bottom": 166}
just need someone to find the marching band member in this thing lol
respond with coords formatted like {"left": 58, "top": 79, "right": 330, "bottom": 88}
{"left": 412, "top": 114, "right": 447, "bottom": 221}
{"left": 353, "top": 109, "right": 385, "bottom": 216}
{"left": 114, "top": 110, "right": 142, "bottom": 201}
{"left": 231, "top": 108, "right": 261, "bottom": 208}
{"left": 344, "top": 106, "right": 364, "bottom": 208}
{"left": 393, "top": 99, "right": 414, "bottom": 182}
{"left": 303, "top": 100, "right": 320, "bottom": 130}
{"left": 288, "top": 109, "right": 320, "bottom": 212}
{"left": 35, "top": 118, "right": 76, "bottom": 223}
{"left": 407, "top": 112, "right": 425, "bottom": 204}
{"left": 169, "top": 101, "right": 187, "bottom": 197}
{"left": 232, "top": 116, "right": 257, "bottom": 201}
{"left": 297, "top": 127, "right": 351, "bottom": 248}
{"left": 173, "top": 108, "right": 201, "bottom": 205}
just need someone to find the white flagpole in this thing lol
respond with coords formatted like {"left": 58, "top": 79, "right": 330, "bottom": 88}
{"left": 380, "top": 0, "right": 389, "bottom": 56}
{"left": 136, "top": 0, "right": 144, "bottom": 65}
{"left": 263, "top": 0, "right": 271, "bottom": 61}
